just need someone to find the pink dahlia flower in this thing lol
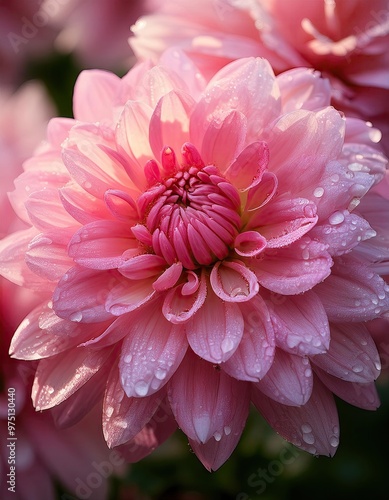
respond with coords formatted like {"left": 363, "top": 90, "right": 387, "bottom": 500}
{"left": 130, "top": 0, "right": 389, "bottom": 154}
{"left": 1, "top": 54, "right": 388, "bottom": 470}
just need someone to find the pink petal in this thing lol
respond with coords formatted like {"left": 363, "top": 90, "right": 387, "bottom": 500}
{"left": 103, "top": 365, "right": 163, "bottom": 447}
{"left": 162, "top": 269, "right": 207, "bottom": 324}
{"left": 310, "top": 212, "right": 376, "bottom": 257}
{"left": 168, "top": 351, "right": 250, "bottom": 445}
{"left": 59, "top": 182, "right": 112, "bottom": 225}
{"left": 244, "top": 172, "right": 278, "bottom": 212}
{"left": 252, "top": 238, "right": 333, "bottom": 295}
{"left": 53, "top": 266, "right": 117, "bottom": 322}
{"left": 267, "top": 108, "right": 345, "bottom": 192}
{"left": 104, "top": 189, "right": 140, "bottom": 223}
{"left": 149, "top": 90, "right": 194, "bottom": 160}
{"left": 269, "top": 291, "right": 330, "bottom": 356}
{"left": 119, "top": 302, "right": 188, "bottom": 397}
{"left": 247, "top": 197, "right": 318, "bottom": 248}
{"left": 222, "top": 296, "right": 275, "bottom": 381}
{"left": 191, "top": 58, "right": 281, "bottom": 146}
{"left": 68, "top": 220, "right": 135, "bottom": 269}
{"left": 119, "top": 254, "right": 166, "bottom": 280}
{"left": 25, "top": 188, "right": 75, "bottom": 231}
{"left": 26, "top": 229, "right": 75, "bottom": 281}
{"left": 277, "top": 68, "right": 331, "bottom": 112}
{"left": 9, "top": 302, "right": 109, "bottom": 360}
{"left": 73, "top": 69, "right": 121, "bottom": 122}
{"left": 314, "top": 368, "right": 380, "bottom": 410}
{"left": 62, "top": 124, "right": 130, "bottom": 198}
{"left": 210, "top": 260, "right": 259, "bottom": 302}
{"left": 316, "top": 256, "right": 389, "bottom": 321}
{"left": 0, "top": 227, "right": 51, "bottom": 289}
{"left": 153, "top": 262, "right": 183, "bottom": 291}
{"left": 252, "top": 376, "right": 340, "bottom": 456}
{"left": 115, "top": 100, "right": 153, "bottom": 188}
{"left": 200, "top": 110, "right": 247, "bottom": 169}
{"left": 255, "top": 349, "right": 313, "bottom": 406}
{"left": 117, "top": 403, "right": 177, "bottom": 462}
{"left": 51, "top": 359, "right": 110, "bottom": 428}
{"left": 32, "top": 346, "right": 113, "bottom": 410}
{"left": 224, "top": 141, "right": 269, "bottom": 191}
{"left": 312, "top": 323, "right": 381, "bottom": 383}
{"left": 186, "top": 287, "right": 244, "bottom": 363}
{"left": 234, "top": 231, "right": 267, "bottom": 257}
{"left": 105, "top": 277, "right": 156, "bottom": 316}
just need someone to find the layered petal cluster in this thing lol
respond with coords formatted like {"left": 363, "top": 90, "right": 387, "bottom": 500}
{"left": 130, "top": 0, "right": 389, "bottom": 153}
{"left": 1, "top": 54, "right": 389, "bottom": 470}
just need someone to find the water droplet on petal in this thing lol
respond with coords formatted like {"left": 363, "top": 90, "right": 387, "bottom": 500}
{"left": 302, "top": 433, "right": 315, "bottom": 445}
{"left": 134, "top": 380, "right": 149, "bottom": 397}
{"left": 155, "top": 367, "right": 167, "bottom": 380}
{"left": 313, "top": 187, "right": 324, "bottom": 198}
{"left": 224, "top": 426, "right": 231, "bottom": 435}
{"left": 330, "top": 435, "right": 339, "bottom": 447}
{"left": 214, "top": 431, "right": 222, "bottom": 441}
{"left": 70, "top": 311, "right": 83, "bottom": 322}
{"left": 106, "top": 406, "right": 114, "bottom": 417}
{"left": 221, "top": 337, "right": 235, "bottom": 354}
{"left": 48, "top": 387, "right": 55, "bottom": 394}
{"left": 301, "top": 423, "right": 312, "bottom": 434}
{"left": 123, "top": 354, "right": 133, "bottom": 363}
{"left": 329, "top": 211, "right": 345, "bottom": 225}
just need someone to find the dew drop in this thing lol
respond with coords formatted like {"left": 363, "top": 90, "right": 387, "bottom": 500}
{"left": 155, "top": 367, "right": 167, "bottom": 380}
{"left": 224, "top": 426, "right": 231, "bottom": 435}
{"left": 221, "top": 337, "right": 235, "bottom": 354}
{"left": 304, "top": 368, "right": 312, "bottom": 377}
{"left": 134, "top": 380, "right": 149, "bottom": 397}
{"left": 313, "top": 187, "right": 324, "bottom": 198}
{"left": 330, "top": 174, "right": 340, "bottom": 183}
{"left": 214, "top": 431, "right": 222, "bottom": 441}
{"left": 352, "top": 365, "right": 363, "bottom": 373}
{"left": 330, "top": 435, "right": 339, "bottom": 447}
{"left": 329, "top": 211, "right": 345, "bottom": 225}
{"left": 302, "top": 248, "right": 310, "bottom": 260}
{"left": 302, "top": 433, "right": 315, "bottom": 445}
{"left": 106, "top": 406, "right": 114, "bottom": 418}
{"left": 123, "top": 354, "right": 133, "bottom": 363}
{"left": 301, "top": 423, "right": 312, "bottom": 434}
{"left": 47, "top": 387, "right": 55, "bottom": 394}
{"left": 70, "top": 311, "right": 83, "bottom": 322}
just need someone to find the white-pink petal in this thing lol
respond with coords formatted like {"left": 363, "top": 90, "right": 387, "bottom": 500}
{"left": 186, "top": 288, "right": 244, "bottom": 363}
{"left": 119, "top": 302, "right": 188, "bottom": 397}
{"left": 210, "top": 260, "right": 259, "bottom": 302}
{"left": 168, "top": 351, "right": 250, "bottom": 447}
{"left": 222, "top": 296, "right": 275, "bottom": 382}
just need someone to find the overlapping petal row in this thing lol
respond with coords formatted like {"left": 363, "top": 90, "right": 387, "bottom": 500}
{"left": 1, "top": 53, "right": 388, "bottom": 470}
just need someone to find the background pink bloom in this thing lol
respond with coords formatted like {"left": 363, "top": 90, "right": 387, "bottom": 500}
{"left": 0, "top": 0, "right": 57, "bottom": 86}
{"left": 41, "top": 0, "right": 155, "bottom": 70}
{"left": 0, "top": 82, "right": 124, "bottom": 499}
{"left": 130, "top": 0, "right": 389, "bottom": 153}
{"left": 1, "top": 53, "right": 388, "bottom": 471}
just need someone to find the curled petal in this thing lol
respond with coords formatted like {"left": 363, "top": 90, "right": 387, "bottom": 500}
{"left": 234, "top": 231, "right": 267, "bottom": 257}
{"left": 210, "top": 260, "right": 259, "bottom": 302}
{"left": 163, "top": 269, "right": 207, "bottom": 323}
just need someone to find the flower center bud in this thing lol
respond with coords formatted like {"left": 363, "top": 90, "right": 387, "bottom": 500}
{"left": 136, "top": 145, "right": 242, "bottom": 270}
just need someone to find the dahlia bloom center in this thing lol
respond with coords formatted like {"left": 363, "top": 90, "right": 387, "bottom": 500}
{"left": 137, "top": 144, "right": 241, "bottom": 270}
